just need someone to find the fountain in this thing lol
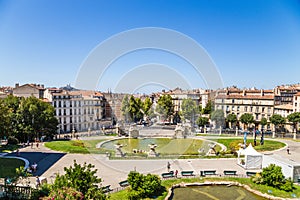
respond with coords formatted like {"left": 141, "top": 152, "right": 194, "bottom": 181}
{"left": 129, "top": 124, "right": 139, "bottom": 138}
{"left": 206, "top": 143, "right": 217, "bottom": 156}
{"left": 174, "top": 123, "right": 185, "bottom": 138}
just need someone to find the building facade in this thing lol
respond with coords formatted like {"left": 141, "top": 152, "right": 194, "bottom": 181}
{"left": 215, "top": 87, "right": 274, "bottom": 130}
{"left": 13, "top": 83, "right": 45, "bottom": 99}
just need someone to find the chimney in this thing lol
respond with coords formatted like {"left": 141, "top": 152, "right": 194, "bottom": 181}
{"left": 15, "top": 83, "right": 19, "bottom": 88}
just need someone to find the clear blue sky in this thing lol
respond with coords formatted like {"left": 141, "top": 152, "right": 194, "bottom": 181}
{"left": 0, "top": 0, "right": 300, "bottom": 93}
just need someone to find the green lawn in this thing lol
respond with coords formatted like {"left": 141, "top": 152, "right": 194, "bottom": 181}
{"left": 0, "top": 157, "right": 25, "bottom": 178}
{"left": 109, "top": 177, "right": 300, "bottom": 200}
{"left": 214, "top": 138, "right": 285, "bottom": 152}
{"left": 44, "top": 139, "right": 110, "bottom": 154}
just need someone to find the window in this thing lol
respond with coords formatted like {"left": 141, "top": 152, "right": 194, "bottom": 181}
{"left": 256, "top": 106, "right": 259, "bottom": 113}
{"left": 237, "top": 106, "right": 240, "bottom": 111}
{"left": 250, "top": 107, "right": 253, "bottom": 112}
{"left": 232, "top": 106, "right": 235, "bottom": 111}
{"left": 232, "top": 99, "right": 235, "bottom": 103}
{"left": 262, "top": 107, "right": 265, "bottom": 112}
{"left": 245, "top": 106, "right": 247, "bottom": 112}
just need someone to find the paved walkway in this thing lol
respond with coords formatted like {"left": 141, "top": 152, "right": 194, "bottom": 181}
{"left": 7, "top": 136, "right": 300, "bottom": 189}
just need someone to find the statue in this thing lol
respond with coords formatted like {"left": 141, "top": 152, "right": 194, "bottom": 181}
{"left": 148, "top": 143, "right": 158, "bottom": 157}
{"left": 114, "top": 143, "right": 125, "bottom": 157}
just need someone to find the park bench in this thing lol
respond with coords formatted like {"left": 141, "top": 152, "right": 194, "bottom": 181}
{"left": 200, "top": 170, "right": 216, "bottom": 176}
{"left": 101, "top": 185, "right": 112, "bottom": 193}
{"left": 161, "top": 171, "right": 174, "bottom": 179}
{"left": 119, "top": 180, "right": 129, "bottom": 187}
{"left": 246, "top": 171, "right": 257, "bottom": 177}
{"left": 223, "top": 170, "right": 237, "bottom": 176}
{"left": 181, "top": 171, "right": 195, "bottom": 177}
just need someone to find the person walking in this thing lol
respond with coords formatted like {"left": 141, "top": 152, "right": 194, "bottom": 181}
{"left": 167, "top": 162, "right": 171, "bottom": 172}
{"left": 287, "top": 146, "right": 290, "bottom": 154}
{"left": 36, "top": 176, "right": 40, "bottom": 188}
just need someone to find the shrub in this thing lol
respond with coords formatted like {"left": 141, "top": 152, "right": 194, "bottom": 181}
{"left": 7, "top": 136, "right": 19, "bottom": 145}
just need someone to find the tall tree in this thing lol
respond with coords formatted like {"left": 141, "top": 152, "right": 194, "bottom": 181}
{"left": 0, "top": 101, "right": 11, "bottom": 139}
{"left": 156, "top": 94, "right": 174, "bottom": 122}
{"left": 240, "top": 113, "right": 254, "bottom": 130}
{"left": 143, "top": 97, "right": 153, "bottom": 117}
{"left": 203, "top": 100, "right": 214, "bottom": 114}
{"left": 180, "top": 98, "right": 198, "bottom": 124}
{"left": 270, "top": 114, "right": 286, "bottom": 136}
{"left": 196, "top": 116, "right": 209, "bottom": 128}
{"left": 210, "top": 109, "right": 225, "bottom": 128}
{"left": 17, "top": 96, "right": 58, "bottom": 142}
{"left": 121, "top": 95, "right": 131, "bottom": 123}
{"left": 226, "top": 113, "right": 237, "bottom": 129}
{"left": 287, "top": 112, "right": 300, "bottom": 133}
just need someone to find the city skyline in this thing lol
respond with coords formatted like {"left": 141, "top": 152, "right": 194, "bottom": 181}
{"left": 0, "top": 0, "right": 300, "bottom": 93}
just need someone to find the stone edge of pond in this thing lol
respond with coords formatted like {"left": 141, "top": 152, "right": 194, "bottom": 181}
{"left": 165, "top": 181, "right": 292, "bottom": 200}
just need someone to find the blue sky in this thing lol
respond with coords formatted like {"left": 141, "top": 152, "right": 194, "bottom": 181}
{"left": 0, "top": 0, "right": 300, "bottom": 93}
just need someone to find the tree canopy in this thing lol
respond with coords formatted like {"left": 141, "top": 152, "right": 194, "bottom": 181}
{"left": 210, "top": 109, "right": 224, "bottom": 128}
{"left": 226, "top": 113, "right": 237, "bottom": 128}
{"left": 180, "top": 98, "right": 198, "bottom": 123}
{"left": 287, "top": 112, "right": 300, "bottom": 133}
{"left": 196, "top": 116, "right": 209, "bottom": 128}
{"left": 127, "top": 171, "right": 164, "bottom": 199}
{"left": 240, "top": 113, "right": 254, "bottom": 130}
{"left": 0, "top": 95, "right": 58, "bottom": 142}
{"left": 50, "top": 161, "right": 106, "bottom": 200}
{"left": 156, "top": 94, "right": 174, "bottom": 122}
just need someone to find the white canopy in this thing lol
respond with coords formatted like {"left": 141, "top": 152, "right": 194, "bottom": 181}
{"left": 237, "top": 143, "right": 262, "bottom": 169}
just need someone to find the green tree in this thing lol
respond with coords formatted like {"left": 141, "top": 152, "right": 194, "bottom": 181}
{"left": 196, "top": 116, "right": 209, "bottom": 128}
{"left": 18, "top": 96, "right": 58, "bottom": 141}
{"left": 121, "top": 95, "right": 131, "bottom": 123}
{"left": 203, "top": 100, "right": 214, "bottom": 114}
{"left": 270, "top": 114, "right": 286, "bottom": 135}
{"left": 226, "top": 113, "right": 237, "bottom": 129}
{"left": 143, "top": 97, "right": 153, "bottom": 117}
{"left": 260, "top": 117, "right": 268, "bottom": 128}
{"left": 240, "top": 113, "right": 254, "bottom": 130}
{"left": 127, "top": 171, "right": 164, "bottom": 199}
{"left": 287, "top": 112, "right": 300, "bottom": 133}
{"left": 156, "top": 94, "right": 174, "bottom": 122}
{"left": 180, "top": 98, "right": 198, "bottom": 124}
{"left": 0, "top": 101, "right": 11, "bottom": 139}
{"left": 128, "top": 96, "right": 144, "bottom": 122}
{"left": 261, "top": 164, "right": 285, "bottom": 189}
{"left": 51, "top": 161, "right": 106, "bottom": 200}
{"left": 210, "top": 109, "right": 224, "bottom": 128}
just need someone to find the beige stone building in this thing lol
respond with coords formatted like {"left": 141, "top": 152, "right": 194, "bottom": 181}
{"left": 293, "top": 92, "right": 300, "bottom": 112}
{"left": 13, "top": 83, "right": 45, "bottom": 99}
{"left": 50, "top": 90, "right": 105, "bottom": 133}
{"left": 214, "top": 87, "right": 274, "bottom": 130}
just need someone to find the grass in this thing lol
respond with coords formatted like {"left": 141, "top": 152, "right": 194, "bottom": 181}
{"left": 214, "top": 138, "right": 285, "bottom": 152}
{"left": 0, "top": 144, "right": 20, "bottom": 153}
{"left": 0, "top": 157, "right": 25, "bottom": 178}
{"left": 44, "top": 139, "right": 111, "bottom": 154}
{"left": 109, "top": 177, "right": 300, "bottom": 200}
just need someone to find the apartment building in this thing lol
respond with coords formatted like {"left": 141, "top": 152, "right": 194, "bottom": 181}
{"left": 274, "top": 84, "right": 300, "bottom": 105}
{"left": 51, "top": 90, "right": 105, "bottom": 133}
{"left": 293, "top": 92, "right": 300, "bottom": 112}
{"left": 215, "top": 87, "right": 274, "bottom": 129}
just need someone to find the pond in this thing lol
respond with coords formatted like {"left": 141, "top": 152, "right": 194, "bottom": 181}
{"left": 100, "top": 138, "right": 219, "bottom": 156}
{"left": 171, "top": 185, "right": 268, "bottom": 200}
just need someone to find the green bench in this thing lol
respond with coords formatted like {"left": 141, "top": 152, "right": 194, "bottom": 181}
{"left": 161, "top": 171, "right": 174, "bottom": 179}
{"left": 101, "top": 185, "right": 112, "bottom": 193}
{"left": 119, "top": 180, "right": 129, "bottom": 187}
{"left": 200, "top": 170, "right": 216, "bottom": 176}
{"left": 223, "top": 170, "right": 237, "bottom": 176}
{"left": 181, "top": 171, "right": 195, "bottom": 177}
{"left": 246, "top": 171, "right": 257, "bottom": 177}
